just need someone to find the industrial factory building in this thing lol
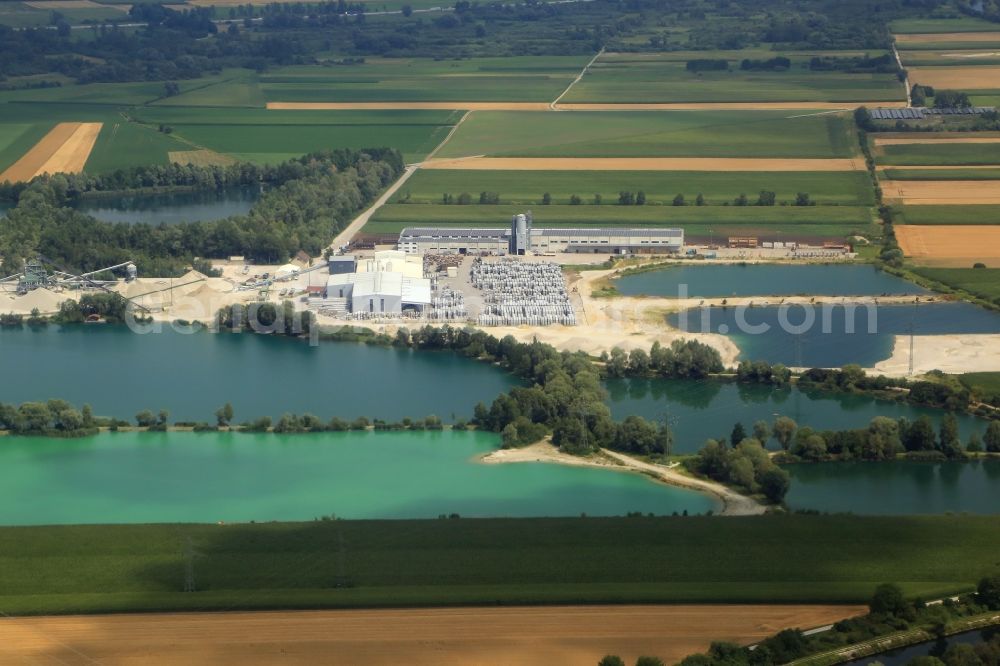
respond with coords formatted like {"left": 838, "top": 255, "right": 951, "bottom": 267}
{"left": 321, "top": 250, "right": 431, "bottom": 315}
{"left": 398, "top": 213, "right": 684, "bottom": 256}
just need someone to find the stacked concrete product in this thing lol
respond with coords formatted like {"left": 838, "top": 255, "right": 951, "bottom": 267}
{"left": 471, "top": 258, "right": 576, "bottom": 326}
{"left": 428, "top": 285, "right": 467, "bottom": 320}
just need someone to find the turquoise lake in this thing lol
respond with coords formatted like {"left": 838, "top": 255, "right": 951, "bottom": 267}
{"left": 0, "top": 326, "right": 518, "bottom": 423}
{"left": 0, "top": 430, "right": 716, "bottom": 525}
{"left": 605, "top": 378, "right": 989, "bottom": 453}
{"left": 669, "top": 302, "right": 1000, "bottom": 367}
{"left": 615, "top": 264, "right": 927, "bottom": 298}
{"left": 785, "top": 460, "right": 1000, "bottom": 515}
{"left": 73, "top": 187, "right": 259, "bottom": 225}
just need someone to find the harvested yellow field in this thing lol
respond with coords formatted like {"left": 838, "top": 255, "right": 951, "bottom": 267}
{"left": 169, "top": 149, "right": 236, "bottom": 167}
{"left": 896, "top": 224, "right": 1000, "bottom": 266}
{"left": 882, "top": 179, "right": 1000, "bottom": 204}
{"left": 0, "top": 605, "right": 865, "bottom": 666}
{"left": 908, "top": 65, "right": 1000, "bottom": 89}
{"left": 35, "top": 122, "right": 102, "bottom": 176}
{"left": 896, "top": 32, "right": 1000, "bottom": 44}
{"left": 422, "top": 156, "right": 864, "bottom": 171}
{"left": 267, "top": 101, "right": 901, "bottom": 112}
{"left": 0, "top": 122, "right": 101, "bottom": 183}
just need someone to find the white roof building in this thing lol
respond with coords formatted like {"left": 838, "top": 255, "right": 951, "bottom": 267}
{"left": 324, "top": 270, "right": 430, "bottom": 314}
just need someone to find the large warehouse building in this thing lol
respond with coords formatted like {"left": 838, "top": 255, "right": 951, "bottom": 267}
{"left": 398, "top": 213, "right": 684, "bottom": 256}
{"left": 322, "top": 250, "right": 431, "bottom": 315}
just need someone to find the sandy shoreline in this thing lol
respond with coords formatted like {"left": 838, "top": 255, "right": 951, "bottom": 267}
{"left": 872, "top": 333, "right": 1000, "bottom": 376}
{"left": 480, "top": 442, "right": 765, "bottom": 516}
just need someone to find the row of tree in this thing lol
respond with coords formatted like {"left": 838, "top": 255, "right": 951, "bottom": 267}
{"left": 772, "top": 414, "right": 1000, "bottom": 462}
{"left": 601, "top": 340, "right": 726, "bottom": 380}
{"left": 0, "top": 400, "right": 99, "bottom": 437}
{"left": 674, "top": 579, "right": 1000, "bottom": 666}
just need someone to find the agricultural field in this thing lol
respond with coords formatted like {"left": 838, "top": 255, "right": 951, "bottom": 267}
{"left": 366, "top": 203, "right": 877, "bottom": 240}
{"left": 890, "top": 17, "right": 1000, "bottom": 34}
{"left": 912, "top": 267, "right": 1000, "bottom": 302}
{"left": 0, "top": 515, "right": 996, "bottom": 615}
{"left": 0, "top": 85, "right": 460, "bottom": 175}
{"left": 397, "top": 170, "right": 875, "bottom": 206}
{"left": 0, "top": 122, "right": 53, "bottom": 175}
{"left": 435, "top": 110, "right": 860, "bottom": 159}
{"left": 0, "top": 0, "right": 126, "bottom": 27}
{"left": 892, "top": 203, "right": 1000, "bottom": 225}
{"left": 876, "top": 143, "right": 1000, "bottom": 166}
{"left": 895, "top": 224, "right": 1000, "bottom": 267}
{"left": 562, "top": 51, "right": 904, "bottom": 104}
{"left": 258, "top": 57, "right": 591, "bottom": 104}
{"left": 881, "top": 168, "right": 1000, "bottom": 180}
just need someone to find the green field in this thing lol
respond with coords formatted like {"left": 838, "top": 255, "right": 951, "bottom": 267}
{"left": 437, "top": 110, "right": 859, "bottom": 159}
{"left": 0, "top": 1, "right": 126, "bottom": 27}
{"left": 0, "top": 515, "right": 995, "bottom": 615}
{"left": 878, "top": 143, "right": 1000, "bottom": 166}
{"left": 0, "top": 95, "right": 460, "bottom": 173}
{"left": 959, "top": 372, "right": 1000, "bottom": 400}
{"left": 910, "top": 267, "right": 1000, "bottom": 301}
{"left": 0, "top": 121, "right": 53, "bottom": 174}
{"left": 563, "top": 52, "right": 903, "bottom": 104}
{"left": 893, "top": 204, "right": 1000, "bottom": 225}
{"left": 890, "top": 17, "right": 1000, "bottom": 34}
{"left": 882, "top": 167, "right": 1000, "bottom": 180}
{"left": 400, "top": 170, "right": 875, "bottom": 206}
{"left": 366, "top": 203, "right": 877, "bottom": 240}
{"left": 258, "top": 57, "right": 590, "bottom": 103}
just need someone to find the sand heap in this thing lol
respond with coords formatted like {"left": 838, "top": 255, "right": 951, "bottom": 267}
{"left": 2, "top": 288, "right": 66, "bottom": 314}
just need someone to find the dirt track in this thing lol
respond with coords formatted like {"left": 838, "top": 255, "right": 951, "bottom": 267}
{"left": 908, "top": 65, "right": 1000, "bottom": 89}
{"left": 421, "top": 157, "right": 864, "bottom": 171}
{"left": 0, "top": 122, "right": 101, "bottom": 183}
{"left": 896, "top": 32, "right": 1000, "bottom": 44}
{"left": 882, "top": 179, "right": 1000, "bottom": 204}
{"left": 0, "top": 605, "right": 865, "bottom": 666}
{"left": 896, "top": 224, "right": 1000, "bottom": 266}
{"left": 267, "top": 101, "right": 899, "bottom": 111}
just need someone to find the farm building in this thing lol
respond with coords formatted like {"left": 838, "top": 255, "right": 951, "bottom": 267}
{"left": 398, "top": 213, "right": 684, "bottom": 255}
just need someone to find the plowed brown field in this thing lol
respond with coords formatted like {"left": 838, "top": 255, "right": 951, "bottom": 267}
{"left": 0, "top": 605, "right": 865, "bottom": 666}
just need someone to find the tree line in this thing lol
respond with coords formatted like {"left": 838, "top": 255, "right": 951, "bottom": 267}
{"left": 672, "top": 579, "right": 1000, "bottom": 666}
{"left": 0, "top": 149, "right": 403, "bottom": 277}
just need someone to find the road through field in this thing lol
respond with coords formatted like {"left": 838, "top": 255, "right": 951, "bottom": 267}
{"left": 895, "top": 32, "right": 1000, "bottom": 44}
{"left": 420, "top": 156, "right": 864, "bottom": 171}
{"left": 268, "top": 101, "right": 904, "bottom": 111}
{"left": 0, "top": 605, "right": 865, "bottom": 666}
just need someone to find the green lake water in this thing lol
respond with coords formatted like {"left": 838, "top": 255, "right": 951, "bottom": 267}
{"left": 784, "top": 460, "right": 1000, "bottom": 515}
{"left": 668, "top": 303, "right": 1000, "bottom": 367}
{"left": 0, "top": 326, "right": 519, "bottom": 422}
{"left": 616, "top": 264, "right": 927, "bottom": 298}
{"left": 73, "top": 188, "right": 259, "bottom": 225}
{"left": 0, "top": 430, "right": 716, "bottom": 525}
{"left": 606, "top": 378, "right": 989, "bottom": 454}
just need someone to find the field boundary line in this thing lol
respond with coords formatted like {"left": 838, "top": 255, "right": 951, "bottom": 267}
{"left": 421, "top": 111, "right": 471, "bottom": 163}
{"left": 551, "top": 47, "right": 604, "bottom": 110}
